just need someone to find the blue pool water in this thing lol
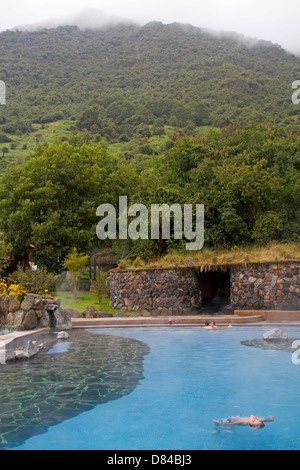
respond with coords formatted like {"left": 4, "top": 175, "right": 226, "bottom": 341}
{"left": 4, "top": 325, "right": 300, "bottom": 450}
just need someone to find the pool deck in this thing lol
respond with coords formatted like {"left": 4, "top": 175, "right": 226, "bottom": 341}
{"left": 71, "top": 312, "right": 300, "bottom": 328}
{"left": 1, "top": 311, "right": 300, "bottom": 347}
{"left": 0, "top": 329, "right": 46, "bottom": 346}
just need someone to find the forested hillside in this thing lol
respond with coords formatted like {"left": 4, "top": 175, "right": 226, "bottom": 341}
{"left": 0, "top": 21, "right": 299, "bottom": 138}
{"left": 0, "top": 21, "right": 299, "bottom": 268}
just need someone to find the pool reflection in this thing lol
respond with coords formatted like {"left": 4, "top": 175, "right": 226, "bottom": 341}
{"left": 0, "top": 329, "right": 150, "bottom": 449}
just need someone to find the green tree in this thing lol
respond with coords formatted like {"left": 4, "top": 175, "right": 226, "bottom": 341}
{"left": 0, "top": 134, "right": 138, "bottom": 271}
{"left": 62, "top": 248, "right": 89, "bottom": 298}
{"left": 77, "top": 108, "right": 103, "bottom": 132}
{"left": 91, "top": 270, "right": 109, "bottom": 309}
{"left": 106, "top": 100, "right": 136, "bottom": 127}
{"left": 167, "top": 123, "right": 300, "bottom": 247}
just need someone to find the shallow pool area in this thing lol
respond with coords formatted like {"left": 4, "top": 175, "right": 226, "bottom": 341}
{"left": 0, "top": 326, "right": 14, "bottom": 335}
{"left": 2, "top": 325, "right": 300, "bottom": 450}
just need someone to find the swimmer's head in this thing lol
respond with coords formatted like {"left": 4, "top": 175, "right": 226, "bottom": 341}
{"left": 249, "top": 415, "right": 265, "bottom": 429}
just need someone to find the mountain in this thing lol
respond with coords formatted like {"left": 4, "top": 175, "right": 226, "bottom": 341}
{"left": 0, "top": 20, "right": 299, "bottom": 138}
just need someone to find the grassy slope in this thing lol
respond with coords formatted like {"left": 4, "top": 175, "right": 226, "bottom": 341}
{"left": 0, "top": 120, "right": 214, "bottom": 175}
{"left": 0, "top": 119, "right": 75, "bottom": 171}
{"left": 119, "top": 242, "right": 300, "bottom": 270}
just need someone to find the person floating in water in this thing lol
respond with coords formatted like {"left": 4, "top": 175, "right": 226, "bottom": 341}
{"left": 213, "top": 414, "right": 274, "bottom": 429}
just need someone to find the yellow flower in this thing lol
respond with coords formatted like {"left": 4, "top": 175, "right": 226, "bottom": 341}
{"left": 0, "top": 280, "right": 7, "bottom": 297}
{"left": 0, "top": 280, "right": 26, "bottom": 299}
{"left": 8, "top": 284, "right": 26, "bottom": 299}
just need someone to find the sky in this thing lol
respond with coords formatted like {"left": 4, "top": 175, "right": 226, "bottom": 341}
{"left": 0, "top": 0, "right": 299, "bottom": 54}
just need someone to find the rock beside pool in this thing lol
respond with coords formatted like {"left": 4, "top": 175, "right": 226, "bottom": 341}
{"left": 15, "top": 340, "right": 44, "bottom": 360}
{"left": 263, "top": 328, "right": 288, "bottom": 342}
{"left": 57, "top": 331, "right": 69, "bottom": 340}
{"left": 241, "top": 338, "right": 299, "bottom": 353}
{"left": 5, "top": 294, "right": 72, "bottom": 331}
{"left": 114, "top": 312, "right": 127, "bottom": 317}
{"left": 63, "top": 308, "right": 82, "bottom": 318}
{"left": 95, "top": 311, "right": 113, "bottom": 317}
{"left": 85, "top": 305, "right": 95, "bottom": 318}
{"left": 241, "top": 329, "right": 299, "bottom": 353}
{"left": 0, "top": 296, "right": 9, "bottom": 321}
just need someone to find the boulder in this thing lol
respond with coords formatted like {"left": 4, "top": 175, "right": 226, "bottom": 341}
{"left": 54, "top": 308, "right": 72, "bottom": 331}
{"left": 15, "top": 340, "right": 38, "bottom": 359}
{"left": 21, "top": 294, "right": 36, "bottom": 311}
{"left": 3, "top": 294, "right": 72, "bottom": 332}
{"left": 6, "top": 310, "right": 24, "bottom": 328}
{"left": 57, "top": 331, "right": 69, "bottom": 340}
{"left": 38, "top": 310, "right": 50, "bottom": 328}
{"left": 9, "top": 296, "right": 21, "bottom": 313}
{"left": 85, "top": 305, "right": 95, "bottom": 318}
{"left": 263, "top": 328, "right": 288, "bottom": 342}
{"left": 63, "top": 308, "right": 82, "bottom": 318}
{"left": 0, "top": 296, "right": 9, "bottom": 319}
{"left": 95, "top": 311, "right": 113, "bottom": 318}
{"left": 53, "top": 297, "right": 61, "bottom": 307}
{"left": 33, "top": 296, "right": 43, "bottom": 309}
{"left": 23, "top": 309, "right": 38, "bottom": 330}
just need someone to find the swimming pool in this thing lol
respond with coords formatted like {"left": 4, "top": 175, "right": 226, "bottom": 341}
{"left": 2, "top": 325, "right": 300, "bottom": 450}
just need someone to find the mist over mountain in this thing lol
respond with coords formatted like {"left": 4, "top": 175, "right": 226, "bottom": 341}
{"left": 0, "top": 15, "right": 299, "bottom": 258}
{"left": 12, "top": 8, "right": 135, "bottom": 32}
{"left": 11, "top": 8, "right": 294, "bottom": 55}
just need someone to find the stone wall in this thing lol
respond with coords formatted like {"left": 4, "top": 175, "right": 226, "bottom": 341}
{"left": 230, "top": 261, "right": 300, "bottom": 310}
{"left": 110, "top": 268, "right": 200, "bottom": 315}
{"left": 109, "top": 261, "right": 299, "bottom": 315}
{"left": 0, "top": 293, "right": 72, "bottom": 331}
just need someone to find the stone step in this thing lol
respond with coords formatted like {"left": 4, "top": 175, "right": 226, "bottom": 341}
{"left": 235, "top": 310, "right": 300, "bottom": 321}
{"left": 71, "top": 314, "right": 264, "bottom": 327}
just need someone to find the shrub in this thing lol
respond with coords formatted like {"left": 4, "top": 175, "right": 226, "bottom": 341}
{"left": 62, "top": 248, "right": 89, "bottom": 298}
{"left": 8, "top": 265, "right": 58, "bottom": 295}
{"left": 0, "top": 134, "right": 12, "bottom": 143}
{"left": 91, "top": 270, "right": 109, "bottom": 309}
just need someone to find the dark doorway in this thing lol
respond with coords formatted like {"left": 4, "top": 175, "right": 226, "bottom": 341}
{"left": 196, "top": 268, "right": 230, "bottom": 313}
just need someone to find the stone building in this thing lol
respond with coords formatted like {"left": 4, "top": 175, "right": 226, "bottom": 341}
{"left": 109, "top": 261, "right": 300, "bottom": 315}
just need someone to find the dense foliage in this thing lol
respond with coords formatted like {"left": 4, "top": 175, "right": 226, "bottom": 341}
{"left": 0, "top": 124, "right": 298, "bottom": 267}
{"left": 116, "top": 123, "right": 299, "bottom": 259}
{"left": 0, "top": 21, "right": 299, "bottom": 145}
{"left": 0, "top": 134, "right": 137, "bottom": 270}
{"left": 0, "top": 22, "right": 299, "bottom": 269}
